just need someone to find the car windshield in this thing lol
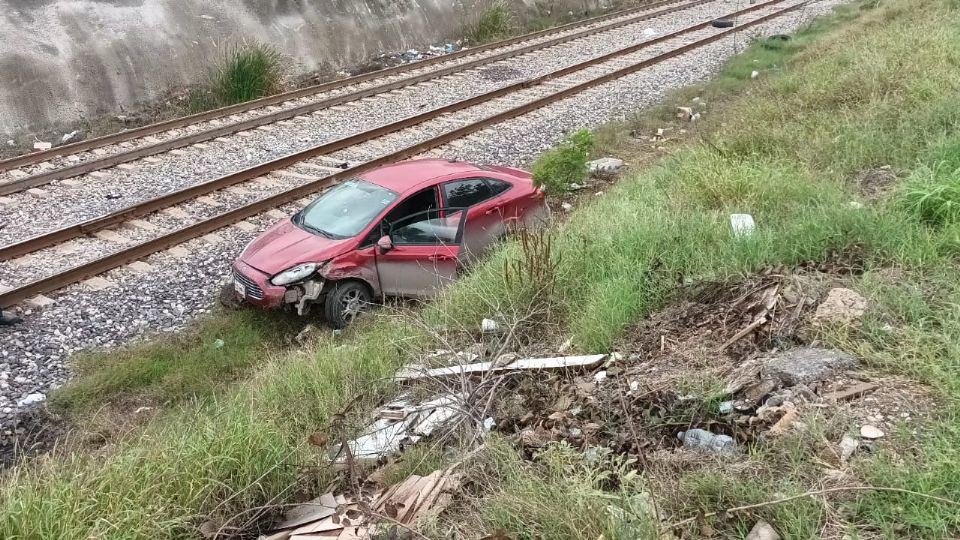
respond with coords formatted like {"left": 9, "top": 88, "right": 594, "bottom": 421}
{"left": 294, "top": 180, "right": 398, "bottom": 239}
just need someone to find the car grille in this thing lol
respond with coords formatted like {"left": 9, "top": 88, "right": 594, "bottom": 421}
{"left": 233, "top": 268, "right": 265, "bottom": 300}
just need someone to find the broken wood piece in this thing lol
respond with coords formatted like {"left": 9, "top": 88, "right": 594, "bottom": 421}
{"left": 394, "top": 354, "right": 607, "bottom": 381}
{"left": 275, "top": 493, "right": 338, "bottom": 530}
{"left": 719, "top": 316, "right": 768, "bottom": 351}
{"left": 822, "top": 382, "right": 879, "bottom": 402}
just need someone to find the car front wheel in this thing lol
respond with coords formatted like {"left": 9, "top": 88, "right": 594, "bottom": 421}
{"left": 324, "top": 281, "right": 372, "bottom": 328}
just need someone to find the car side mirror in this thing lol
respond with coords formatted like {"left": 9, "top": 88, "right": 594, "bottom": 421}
{"left": 377, "top": 235, "right": 393, "bottom": 254}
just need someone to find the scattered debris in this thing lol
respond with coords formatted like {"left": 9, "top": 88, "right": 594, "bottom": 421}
{"left": 60, "top": 130, "right": 79, "bottom": 144}
{"left": 481, "top": 318, "right": 499, "bottom": 334}
{"left": 263, "top": 469, "right": 462, "bottom": 539}
{"left": 751, "top": 70, "right": 760, "bottom": 79}
{"left": 859, "top": 425, "right": 885, "bottom": 439}
{"left": 561, "top": 202, "right": 573, "bottom": 211}
{"left": 813, "top": 287, "right": 868, "bottom": 324}
{"left": 763, "top": 347, "right": 857, "bottom": 386}
{"left": 678, "top": 428, "right": 737, "bottom": 454}
{"left": 746, "top": 520, "right": 782, "bottom": 540}
{"left": 213, "top": 339, "right": 225, "bottom": 349}
{"left": 33, "top": 141, "right": 52, "bottom": 151}
{"left": 676, "top": 106, "right": 693, "bottom": 121}
{"left": 587, "top": 157, "right": 624, "bottom": 175}
{"left": 730, "top": 213, "right": 755, "bottom": 237}
{"left": 294, "top": 324, "right": 318, "bottom": 345}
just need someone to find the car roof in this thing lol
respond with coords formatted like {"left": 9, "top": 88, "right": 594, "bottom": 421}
{"left": 358, "top": 159, "right": 484, "bottom": 193}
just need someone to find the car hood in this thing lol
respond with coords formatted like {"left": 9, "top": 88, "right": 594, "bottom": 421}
{"left": 238, "top": 218, "right": 353, "bottom": 275}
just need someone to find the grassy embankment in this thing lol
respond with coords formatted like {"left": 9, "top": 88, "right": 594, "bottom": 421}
{"left": 3, "top": 0, "right": 960, "bottom": 537}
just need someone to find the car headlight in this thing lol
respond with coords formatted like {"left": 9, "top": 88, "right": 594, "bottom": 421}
{"left": 270, "top": 262, "right": 319, "bottom": 286}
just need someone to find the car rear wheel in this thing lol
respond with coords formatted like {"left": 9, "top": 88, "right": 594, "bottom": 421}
{"left": 324, "top": 281, "right": 372, "bottom": 328}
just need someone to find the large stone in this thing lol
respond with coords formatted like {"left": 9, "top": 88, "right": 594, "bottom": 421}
{"left": 587, "top": 157, "right": 624, "bottom": 174}
{"left": 814, "top": 287, "right": 868, "bottom": 324}
{"left": 763, "top": 347, "right": 856, "bottom": 386}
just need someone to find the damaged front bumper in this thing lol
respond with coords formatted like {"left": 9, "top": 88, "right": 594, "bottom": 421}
{"left": 232, "top": 260, "right": 324, "bottom": 314}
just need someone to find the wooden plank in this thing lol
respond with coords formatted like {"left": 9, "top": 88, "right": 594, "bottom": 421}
{"left": 822, "top": 382, "right": 879, "bottom": 402}
{"left": 274, "top": 494, "right": 338, "bottom": 530}
{"left": 394, "top": 354, "right": 606, "bottom": 381}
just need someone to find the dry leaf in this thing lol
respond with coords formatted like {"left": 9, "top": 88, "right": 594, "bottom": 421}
{"left": 308, "top": 432, "right": 329, "bottom": 447}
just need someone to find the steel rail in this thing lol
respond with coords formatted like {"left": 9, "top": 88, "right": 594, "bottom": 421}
{"left": 0, "top": 0, "right": 782, "bottom": 262}
{"left": 0, "top": 0, "right": 688, "bottom": 180}
{"left": 0, "top": 1, "right": 807, "bottom": 309}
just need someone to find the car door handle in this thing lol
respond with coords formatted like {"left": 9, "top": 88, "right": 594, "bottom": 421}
{"left": 428, "top": 254, "right": 455, "bottom": 261}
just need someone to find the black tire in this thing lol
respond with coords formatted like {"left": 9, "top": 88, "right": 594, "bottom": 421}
{"left": 711, "top": 18, "right": 735, "bottom": 28}
{"left": 324, "top": 281, "right": 372, "bottom": 328}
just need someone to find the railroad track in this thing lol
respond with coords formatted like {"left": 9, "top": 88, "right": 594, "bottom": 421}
{"left": 0, "top": 0, "right": 808, "bottom": 309}
{"left": 0, "top": 0, "right": 704, "bottom": 196}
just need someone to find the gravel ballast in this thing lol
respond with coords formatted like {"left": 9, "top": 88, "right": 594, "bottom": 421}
{"left": 0, "top": 0, "right": 846, "bottom": 435}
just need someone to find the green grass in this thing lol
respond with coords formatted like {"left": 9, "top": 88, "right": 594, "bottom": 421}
{"left": 463, "top": 0, "right": 515, "bottom": 44}
{"left": 530, "top": 128, "right": 594, "bottom": 194}
{"left": 49, "top": 310, "right": 300, "bottom": 417}
{"left": 4, "top": 0, "right": 960, "bottom": 538}
{"left": 212, "top": 43, "right": 284, "bottom": 106}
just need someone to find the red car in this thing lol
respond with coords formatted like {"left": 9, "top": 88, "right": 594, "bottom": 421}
{"left": 230, "top": 159, "right": 548, "bottom": 327}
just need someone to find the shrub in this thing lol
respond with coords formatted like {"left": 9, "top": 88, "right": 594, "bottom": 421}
{"left": 531, "top": 129, "right": 594, "bottom": 194}
{"left": 212, "top": 42, "right": 284, "bottom": 105}
{"left": 901, "top": 163, "right": 960, "bottom": 226}
{"left": 463, "top": 0, "right": 514, "bottom": 44}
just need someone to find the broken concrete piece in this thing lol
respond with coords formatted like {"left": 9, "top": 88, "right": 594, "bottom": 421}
{"left": 746, "top": 520, "right": 781, "bottom": 540}
{"left": 394, "top": 354, "right": 606, "bottom": 381}
{"left": 481, "top": 318, "right": 499, "bottom": 333}
{"left": 33, "top": 141, "right": 52, "bottom": 151}
{"left": 763, "top": 347, "right": 856, "bottom": 386}
{"left": 587, "top": 157, "right": 624, "bottom": 174}
{"left": 839, "top": 435, "right": 859, "bottom": 463}
{"left": 813, "top": 287, "right": 868, "bottom": 324}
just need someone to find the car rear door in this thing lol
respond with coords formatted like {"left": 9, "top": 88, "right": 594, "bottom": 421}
{"left": 376, "top": 208, "right": 468, "bottom": 299}
{"left": 441, "top": 177, "right": 514, "bottom": 262}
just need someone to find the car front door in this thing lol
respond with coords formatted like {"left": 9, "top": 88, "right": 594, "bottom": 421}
{"left": 441, "top": 177, "right": 512, "bottom": 262}
{"left": 375, "top": 208, "right": 468, "bottom": 299}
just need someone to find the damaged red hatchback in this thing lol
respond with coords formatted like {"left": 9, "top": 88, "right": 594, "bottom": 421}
{"left": 230, "top": 159, "right": 548, "bottom": 327}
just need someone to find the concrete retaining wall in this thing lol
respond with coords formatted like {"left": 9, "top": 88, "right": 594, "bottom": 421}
{"left": 0, "top": 0, "right": 605, "bottom": 137}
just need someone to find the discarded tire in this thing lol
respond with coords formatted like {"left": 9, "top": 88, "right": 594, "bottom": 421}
{"left": 711, "top": 18, "right": 735, "bottom": 28}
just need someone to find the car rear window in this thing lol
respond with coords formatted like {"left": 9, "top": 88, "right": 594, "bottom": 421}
{"left": 295, "top": 180, "right": 398, "bottom": 238}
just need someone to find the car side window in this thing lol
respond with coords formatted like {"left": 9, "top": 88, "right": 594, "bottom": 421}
{"left": 361, "top": 187, "right": 438, "bottom": 246}
{"left": 486, "top": 178, "right": 511, "bottom": 196}
{"left": 391, "top": 209, "right": 460, "bottom": 245}
{"left": 442, "top": 178, "right": 493, "bottom": 208}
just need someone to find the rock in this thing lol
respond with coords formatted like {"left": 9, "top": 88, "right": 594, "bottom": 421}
{"left": 676, "top": 106, "right": 693, "bottom": 121}
{"left": 678, "top": 428, "right": 737, "bottom": 454}
{"left": 642, "top": 27, "right": 657, "bottom": 37}
{"left": 561, "top": 202, "right": 573, "bottom": 211}
{"left": 0, "top": 311, "right": 23, "bottom": 326}
{"left": 481, "top": 318, "right": 499, "bottom": 333}
{"left": 691, "top": 112, "right": 701, "bottom": 122}
{"left": 60, "top": 130, "right": 79, "bottom": 144}
{"left": 839, "top": 434, "right": 859, "bottom": 462}
{"left": 860, "top": 425, "right": 884, "bottom": 439}
{"left": 763, "top": 347, "right": 857, "bottom": 386}
{"left": 848, "top": 201, "right": 865, "bottom": 209}
{"left": 587, "top": 157, "right": 624, "bottom": 174}
{"left": 593, "top": 371, "right": 608, "bottom": 383}
{"left": 16, "top": 393, "right": 45, "bottom": 407}
{"left": 33, "top": 141, "right": 52, "bottom": 151}
{"left": 813, "top": 288, "right": 868, "bottom": 324}
{"left": 746, "top": 520, "right": 781, "bottom": 540}
{"left": 5, "top": 140, "right": 14, "bottom": 147}
{"left": 751, "top": 70, "right": 760, "bottom": 79}
{"left": 718, "top": 400, "right": 734, "bottom": 414}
